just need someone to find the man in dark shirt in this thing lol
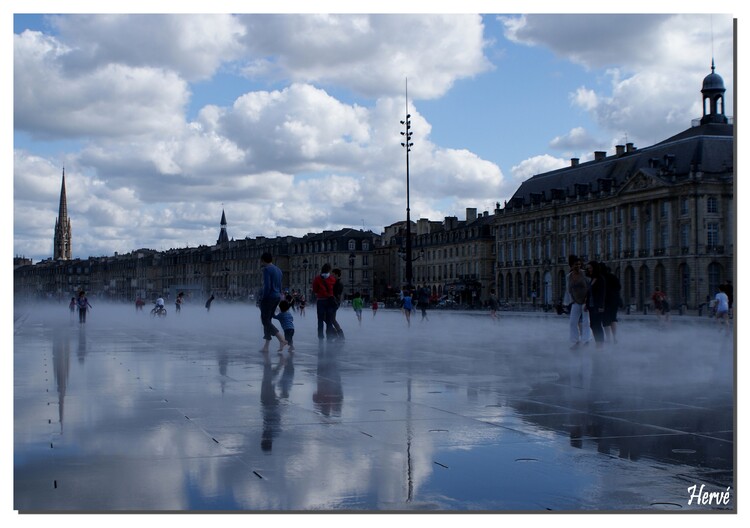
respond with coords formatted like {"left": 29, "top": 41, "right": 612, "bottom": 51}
{"left": 259, "top": 252, "right": 288, "bottom": 354}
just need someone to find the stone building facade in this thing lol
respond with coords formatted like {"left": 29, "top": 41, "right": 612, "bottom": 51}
{"left": 493, "top": 65, "right": 733, "bottom": 311}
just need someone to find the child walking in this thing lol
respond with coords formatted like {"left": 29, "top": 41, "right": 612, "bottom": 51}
{"left": 76, "top": 290, "right": 93, "bottom": 324}
{"left": 352, "top": 292, "right": 364, "bottom": 325}
{"left": 272, "top": 300, "right": 295, "bottom": 352}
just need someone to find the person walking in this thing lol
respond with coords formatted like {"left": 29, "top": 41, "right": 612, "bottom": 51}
{"left": 352, "top": 292, "right": 364, "bottom": 325}
{"left": 601, "top": 264, "right": 621, "bottom": 344}
{"left": 567, "top": 256, "right": 591, "bottom": 348}
{"left": 312, "top": 263, "right": 337, "bottom": 340}
{"left": 723, "top": 279, "right": 734, "bottom": 319}
{"left": 651, "top": 287, "right": 666, "bottom": 323}
{"left": 272, "top": 300, "right": 296, "bottom": 353}
{"left": 258, "top": 252, "right": 288, "bottom": 354}
{"left": 330, "top": 268, "right": 345, "bottom": 340}
{"left": 371, "top": 298, "right": 379, "bottom": 317}
{"left": 715, "top": 284, "right": 730, "bottom": 334}
{"left": 76, "top": 290, "right": 93, "bottom": 324}
{"left": 488, "top": 288, "right": 499, "bottom": 321}
{"left": 205, "top": 293, "right": 215, "bottom": 312}
{"left": 585, "top": 261, "right": 606, "bottom": 348}
{"left": 418, "top": 286, "right": 430, "bottom": 322}
{"left": 175, "top": 292, "right": 184, "bottom": 314}
{"left": 69, "top": 297, "right": 76, "bottom": 320}
{"left": 402, "top": 289, "right": 414, "bottom": 327}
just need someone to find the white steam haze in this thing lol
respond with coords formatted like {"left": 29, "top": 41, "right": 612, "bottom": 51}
{"left": 10, "top": 10, "right": 735, "bottom": 263}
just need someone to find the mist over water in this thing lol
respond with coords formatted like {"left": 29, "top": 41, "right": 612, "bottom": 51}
{"left": 14, "top": 298, "right": 734, "bottom": 511}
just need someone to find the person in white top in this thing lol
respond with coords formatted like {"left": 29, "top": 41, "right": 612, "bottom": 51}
{"left": 715, "top": 285, "right": 730, "bottom": 333}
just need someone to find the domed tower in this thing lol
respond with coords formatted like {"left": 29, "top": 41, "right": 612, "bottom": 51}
{"left": 700, "top": 59, "right": 728, "bottom": 125}
{"left": 53, "top": 169, "right": 72, "bottom": 260}
{"left": 216, "top": 209, "right": 229, "bottom": 245}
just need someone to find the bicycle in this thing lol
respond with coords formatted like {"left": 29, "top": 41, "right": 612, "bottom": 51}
{"left": 150, "top": 305, "right": 167, "bottom": 318}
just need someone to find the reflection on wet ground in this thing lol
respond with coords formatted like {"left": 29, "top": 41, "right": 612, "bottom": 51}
{"left": 13, "top": 302, "right": 734, "bottom": 511}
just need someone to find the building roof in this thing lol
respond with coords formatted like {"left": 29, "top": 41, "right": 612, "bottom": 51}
{"left": 508, "top": 122, "right": 733, "bottom": 207}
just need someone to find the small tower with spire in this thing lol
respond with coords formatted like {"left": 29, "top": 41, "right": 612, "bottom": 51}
{"left": 53, "top": 169, "right": 72, "bottom": 260}
{"left": 700, "top": 59, "right": 728, "bottom": 125}
{"left": 216, "top": 209, "right": 229, "bottom": 245}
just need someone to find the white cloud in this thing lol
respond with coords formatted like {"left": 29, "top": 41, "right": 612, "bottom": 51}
{"left": 502, "top": 13, "right": 734, "bottom": 149}
{"left": 571, "top": 87, "right": 598, "bottom": 112}
{"left": 549, "top": 127, "right": 601, "bottom": 151}
{"left": 238, "top": 14, "right": 492, "bottom": 99}
{"left": 50, "top": 14, "right": 246, "bottom": 82}
{"left": 510, "top": 155, "right": 567, "bottom": 183}
{"left": 15, "top": 30, "right": 190, "bottom": 140}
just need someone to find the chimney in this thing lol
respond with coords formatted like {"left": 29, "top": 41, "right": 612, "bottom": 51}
{"left": 571, "top": 158, "right": 580, "bottom": 167}
{"left": 626, "top": 142, "right": 635, "bottom": 153}
{"left": 615, "top": 145, "right": 625, "bottom": 156}
{"left": 466, "top": 208, "right": 477, "bottom": 222}
{"left": 594, "top": 151, "right": 607, "bottom": 161}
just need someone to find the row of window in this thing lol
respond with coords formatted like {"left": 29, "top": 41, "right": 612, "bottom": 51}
{"left": 291, "top": 239, "right": 370, "bottom": 254}
{"left": 497, "top": 223, "right": 721, "bottom": 260}
{"left": 498, "top": 196, "right": 722, "bottom": 239}
{"left": 410, "top": 261, "right": 482, "bottom": 284}
{"left": 417, "top": 245, "right": 481, "bottom": 260}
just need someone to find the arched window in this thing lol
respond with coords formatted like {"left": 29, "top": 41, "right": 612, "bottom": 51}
{"left": 506, "top": 274, "right": 513, "bottom": 299}
{"left": 348, "top": 239, "right": 356, "bottom": 251}
{"left": 679, "top": 263, "right": 690, "bottom": 305}
{"left": 708, "top": 262, "right": 722, "bottom": 296}
{"left": 516, "top": 272, "right": 523, "bottom": 300}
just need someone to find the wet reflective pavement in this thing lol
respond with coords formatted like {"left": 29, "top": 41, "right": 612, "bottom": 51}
{"left": 13, "top": 303, "right": 735, "bottom": 512}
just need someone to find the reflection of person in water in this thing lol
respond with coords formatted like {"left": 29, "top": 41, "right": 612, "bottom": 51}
{"left": 312, "top": 343, "right": 343, "bottom": 417}
{"left": 278, "top": 354, "right": 295, "bottom": 399}
{"left": 260, "top": 355, "right": 283, "bottom": 452}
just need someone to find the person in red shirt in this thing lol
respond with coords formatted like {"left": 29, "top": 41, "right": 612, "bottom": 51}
{"left": 311, "top": 263, "right": 337, "bottom": 340}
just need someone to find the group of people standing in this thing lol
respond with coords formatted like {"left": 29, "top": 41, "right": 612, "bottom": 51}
{"left": 312, "top": 263, "right": 346, "bottom": 341}
{"left": 257, "top": 255, "right": 351, "bottom": 357}
{"left": 565, "top": 255, "right": 621, "bottom": 349}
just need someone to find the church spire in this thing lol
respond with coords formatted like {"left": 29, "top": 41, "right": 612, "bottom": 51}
{"left": 53, "top": 169, "right": 72, "bottom": 260}
{"left": 216, "top": 209, "right": 229, "bottom": 245}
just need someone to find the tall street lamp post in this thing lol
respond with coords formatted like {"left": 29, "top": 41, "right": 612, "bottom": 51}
{"left": 349, "top": 252, "right": 356, "bottom": 297}
{"left": 400, "top": 79, "right": 415, "bottom": 289}
{"left": 302, "top": 258, "right": 309, "bottom": 301}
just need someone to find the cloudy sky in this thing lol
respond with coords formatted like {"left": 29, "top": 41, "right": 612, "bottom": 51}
{"left": 8, "top": 3, "right": 737, "bottom": 263}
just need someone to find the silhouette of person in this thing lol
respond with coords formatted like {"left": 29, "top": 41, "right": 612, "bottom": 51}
{"left": 259, "top": 252, "right": 288, "bottom": 354}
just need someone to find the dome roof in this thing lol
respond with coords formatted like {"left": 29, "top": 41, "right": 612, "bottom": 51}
{"left": 702, "top": 61, "right": 725, "bottom": 92}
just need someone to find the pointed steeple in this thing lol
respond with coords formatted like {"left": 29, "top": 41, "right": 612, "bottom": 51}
{"left": 216, "top": 209, "right": 229, "bottom": 245}
{"left": 53, "top": 169, "right": 72, "bottom": 260}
